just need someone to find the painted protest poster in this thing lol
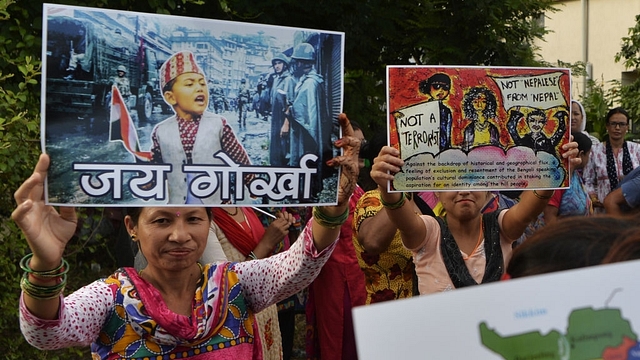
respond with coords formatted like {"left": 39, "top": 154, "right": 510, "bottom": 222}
{"left": 387, "top": 66, "right": 571, "bottom": 191}
{"left": 353, "top": 259, "right": 640, "bottom": 359}
{"left": 42, "top": 3, "right": 344, "bottom": 206}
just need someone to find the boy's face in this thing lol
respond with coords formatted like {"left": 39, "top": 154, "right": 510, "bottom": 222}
{"left": 164, "top": 73, "right": 208, "bottom": 119}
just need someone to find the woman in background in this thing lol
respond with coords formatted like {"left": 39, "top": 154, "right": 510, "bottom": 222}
{"left": 571, "top": 99, "right": 599, "bottom": 145}
{"left": 584, "top": 107, "right": 640, "bottom": 211}
{"left": 211, "top": 206, "right": 294, "bottom": 359}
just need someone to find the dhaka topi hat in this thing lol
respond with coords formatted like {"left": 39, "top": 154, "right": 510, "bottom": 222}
{"left": 160, "top": 51, "right": 206, "bottom": 91}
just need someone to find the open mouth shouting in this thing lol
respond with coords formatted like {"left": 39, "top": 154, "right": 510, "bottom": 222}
{"left": 195, "top": 94, "right": 206, "bottom": 105}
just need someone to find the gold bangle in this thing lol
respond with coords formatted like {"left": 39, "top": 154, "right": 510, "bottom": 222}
{"left": 533, "top": 190, "right": 553, "bottom": 200}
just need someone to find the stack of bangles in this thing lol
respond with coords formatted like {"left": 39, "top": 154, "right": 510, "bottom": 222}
{"left": 20, "top": 253, "right": 68, "bottom": 300}
{"left": 381, "top": 192, "right": 412, "bottom": 210}
{"left": 313, "top": 206, "right": 349, "bottom": 229}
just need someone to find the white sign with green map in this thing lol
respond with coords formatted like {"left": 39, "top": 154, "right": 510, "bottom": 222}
{"left": 481, "top": 307, "right": 639, "bottom": 359}
{"left": 353, "top": 260, "right": 640, "bottom": 359}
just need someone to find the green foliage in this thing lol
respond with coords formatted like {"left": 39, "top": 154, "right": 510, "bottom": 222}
{"left": 580, "top": 95, "right": 640, "bottom": 143}
{"left": 615, "top": 14, "right": 640, "bottom": 139}
{"left": 2, "top": 210, "right": 117, "bottom": 359}
{"left": 0, "top": 1, "right": 118, "bottom": 357}
{"left": 615, "top": 14, "right": 640, "bottom": 69}
{"left": 579, "top": 78, "right": 618, "bottom": 141}
{"left": 557, "top": 60, "right": 587, "bottom": 78}
{"left": 618, "top": 80, "right": 640, "bottom": 138}
{"left": 208, "top": 0, "right": 558, "bottom": 135}
{"left": 0, "top": 3, "right": 41, "bottom": 219}
{"left": 0, "top": 1, "right": 44, "bottom": 356}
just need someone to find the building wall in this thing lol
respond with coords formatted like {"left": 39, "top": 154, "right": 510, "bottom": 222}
{"left": 535, "top": 0, "right": 640, "bottom": 98}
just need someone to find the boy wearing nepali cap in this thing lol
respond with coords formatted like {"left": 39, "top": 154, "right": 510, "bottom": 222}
{"left": 150, "top": 51, "right": 252, "bottom": 204}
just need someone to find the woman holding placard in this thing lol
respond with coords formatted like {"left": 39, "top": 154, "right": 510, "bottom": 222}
{"left": 14, "top": 114, "right": 361, "bottom": 359}
{"left": 369, "top": 142, "right": 580, "bottom": 294}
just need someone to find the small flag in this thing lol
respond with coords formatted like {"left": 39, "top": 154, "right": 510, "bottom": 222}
{"left": 109, "top": 85, "right": 152, "bottom": 161}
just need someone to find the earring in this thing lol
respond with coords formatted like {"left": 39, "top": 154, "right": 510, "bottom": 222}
{"left": 131, "top": 233, "right": 137, "bottom": 242}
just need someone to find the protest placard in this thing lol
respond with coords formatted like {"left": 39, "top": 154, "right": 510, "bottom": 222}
{"left": 42, "top": 3, "right": 344, "bottom": 206}
{"left": 387, "top": 66, "right": 571, "bottom": 191}
{"left": 353, "top": 259, "right": 640, "bottom": 359}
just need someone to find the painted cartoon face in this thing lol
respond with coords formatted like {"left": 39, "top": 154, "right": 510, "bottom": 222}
{"left": 437, "top": 191, "right": 490, "bottom": 221}
{"left": 571, "top": 102, "right": 583, "bottom": 132}
{"left": 527, "top": 114, "right": 546, "bottom": 133}
{"left": 472, "top": 94, "right": 487, "bottom": 112}
{"left": 606, "top": 113, "right": 629, "bottom": 141}
{"left": 164, "top": 73, "right": 208, "bottom": 119}
{"left": 430, "top": 84, "right": 450, "bottom": 101}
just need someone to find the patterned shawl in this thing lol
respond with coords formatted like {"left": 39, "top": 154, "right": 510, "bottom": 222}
{"left": 91, "top": 265, "right": 261, "bottom": 359}
{"left": 606, "top": 141, "right": 634, "bottom": 191}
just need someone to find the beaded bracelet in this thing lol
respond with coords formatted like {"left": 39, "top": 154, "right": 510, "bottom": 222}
{"left": 20, "top": 253, "right": 69, "bottom": 279}
{"left": 380, "top": 192, "right": 406, "bottom": 210}
{"left": 20, "top": 272, "right": 67, "bottom": 300}
{"left": 532, "top": 190, "right": 553, "bottom": 200}
{"left": 313, "top": 206, "right": 349, "bottom": 229}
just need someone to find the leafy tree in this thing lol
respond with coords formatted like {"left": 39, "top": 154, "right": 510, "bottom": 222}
{"left": 0, "top": 1, "right": 139, "bottom": 358}
{"left": 0, "top": 1, "right": 46, "bottom": 354}
{"left": 579, "top": 77, "right": 618, "bottom": 140}
{"left": 615, "top": 14, "right": 640, "bottom": 69}
{"left": 211, "top": 0, "right": 558, "bottom": 133}
{"left": 615, "top": 13, "right": 640, "bottom": 138}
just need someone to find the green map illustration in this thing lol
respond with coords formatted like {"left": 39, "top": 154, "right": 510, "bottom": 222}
{"left": 480, "top": 307, "right": 640, "bottom": 360}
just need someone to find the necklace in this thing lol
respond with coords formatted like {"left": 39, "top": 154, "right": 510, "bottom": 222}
{"left": 224, "top": 207, "right": 239, "bottom": 216}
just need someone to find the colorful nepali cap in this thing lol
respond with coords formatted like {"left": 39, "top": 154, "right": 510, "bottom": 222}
{"left": 159, "top": 51, "right": 206, "bottom": 90}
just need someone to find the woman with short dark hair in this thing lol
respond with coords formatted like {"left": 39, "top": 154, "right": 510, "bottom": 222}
{"left": 584, "top": 107, "right": 640, "bottom": 211}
